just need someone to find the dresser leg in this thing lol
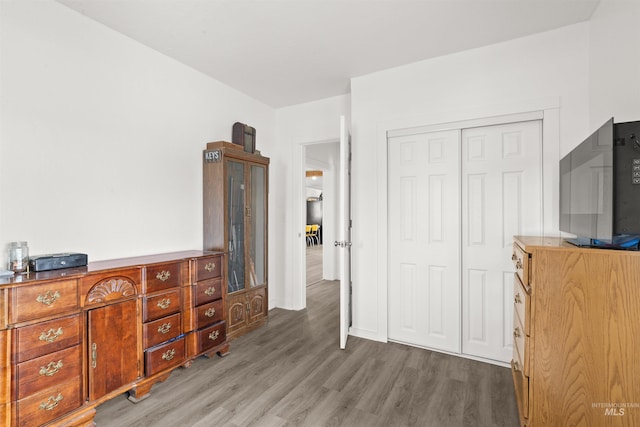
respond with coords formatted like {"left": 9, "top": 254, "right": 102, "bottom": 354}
{"left": 127, "top": 370, "right": 172, "bottom": 403}
{"left": 217, "top": 343, "right": 230, "bottom": 357}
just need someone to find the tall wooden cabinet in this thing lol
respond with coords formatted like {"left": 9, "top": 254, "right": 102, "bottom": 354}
{"left": 203, "top": 141, "right": 269, "bottom": 340}
{"left": 511, "top": 236, "right": 640, "bottom": 426}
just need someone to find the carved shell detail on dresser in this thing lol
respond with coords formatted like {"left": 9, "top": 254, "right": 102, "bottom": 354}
{"left": 86, "top": 277, "right": 137, "bottom": 305}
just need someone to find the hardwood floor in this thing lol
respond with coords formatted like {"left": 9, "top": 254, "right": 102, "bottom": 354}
{"left": 306, "top": 244, "right": 323, "bottom": 285}
{"left": 94, "top": 280, "right": 519, "bottom": 427}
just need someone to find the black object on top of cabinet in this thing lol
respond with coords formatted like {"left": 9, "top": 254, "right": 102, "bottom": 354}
{"left": 232, "top": 122, "right": 256, "bottom": 153}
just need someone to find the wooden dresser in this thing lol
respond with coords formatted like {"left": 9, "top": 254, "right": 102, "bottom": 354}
{"left": 511, "top": 236, "right": 640, "bottom": 426}
{"left": 0, "top": 250, "right": 228, "bottom": 427}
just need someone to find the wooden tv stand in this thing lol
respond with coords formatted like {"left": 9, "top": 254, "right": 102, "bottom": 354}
{"left": 0, "top": 250, "right": 229, "bottom": 427}
{"left": 511, "top": 236, "right": 640, "bottom": 426}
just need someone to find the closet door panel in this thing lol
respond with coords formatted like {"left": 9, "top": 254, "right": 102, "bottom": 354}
{"left": 388, "top": 130, "right": 461, "bottom": 353}
{"left": 462, "top": 120, "right": 542, "bottom": 363}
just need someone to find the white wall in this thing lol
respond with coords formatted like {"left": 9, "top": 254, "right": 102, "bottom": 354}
{"left": 0, "top": 0, "right": 277, "bottom": 303}
{"left": 350, "top": 23, "right": 591, "bottom": 342}
{"left": 588, "top": 0, "right": 640, "bottom": 130}
{"left": 274, "top": 95, "right": 349, "bottom": 309}
{"left": 7, "top": 0, "right": 634, "bottom": 333}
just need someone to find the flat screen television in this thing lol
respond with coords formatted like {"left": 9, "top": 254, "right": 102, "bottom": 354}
{"left": 559, "top": 117, "right": 640, "bottom": 249}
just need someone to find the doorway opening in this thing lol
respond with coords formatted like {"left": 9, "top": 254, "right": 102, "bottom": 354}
{"left": 303, "top": 142, "right": 340, "bottom": 290}
{"left": 305, "top": 172, "right": 323, "bottom": 286}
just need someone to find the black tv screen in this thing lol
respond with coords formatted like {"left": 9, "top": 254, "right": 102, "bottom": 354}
{"left": 559, "top": 118, "right": 614, "bottom": 241}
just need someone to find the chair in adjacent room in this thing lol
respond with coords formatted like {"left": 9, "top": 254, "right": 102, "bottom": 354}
{"left": 308, "top": 224, "right": 320, "bottom": 246}
{"left": 305, "top": 225, "right": 313, "bottom": 246}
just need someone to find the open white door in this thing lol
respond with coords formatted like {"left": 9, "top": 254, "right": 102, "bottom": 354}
{"left": 337, "top": 115, "right": 352, "bottom": 349}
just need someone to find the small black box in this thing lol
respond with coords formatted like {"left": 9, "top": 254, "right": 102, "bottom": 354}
{"left": 29, "top": 253, "right": 88, "bottom": 272}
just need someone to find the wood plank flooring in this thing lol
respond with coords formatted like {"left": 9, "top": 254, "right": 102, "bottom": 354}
{"left": 306, "top": 244, "right": 323, "bottom": 285}
{"left": 94, "top": 280, "right": 519, "bottom": 426}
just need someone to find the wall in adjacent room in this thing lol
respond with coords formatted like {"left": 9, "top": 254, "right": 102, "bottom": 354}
{"left": 0, "top": 1, "right": 277, "bottom": 307}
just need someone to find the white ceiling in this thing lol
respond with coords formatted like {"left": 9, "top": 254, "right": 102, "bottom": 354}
{"left": 55, "top": 0, "right": 600, "bottom": 108}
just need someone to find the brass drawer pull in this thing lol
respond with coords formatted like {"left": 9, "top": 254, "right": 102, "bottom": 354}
{"left": 208, "top": 330, "right": 220, "bottom": 341}
{"left": 156, "top": 270, "right": 171, "bottom": 282}
{"left": 39, "top": 360, "right": 64, "bottom": 377}
{"left": 204, "top": 286, "right": 216, "bottom": 296}
{"left": 39, "top": 327, "right": 63, "bottom": 343}
{"left": 91, "top": 343, "right": 97, "bottom": 369}
{"left": 157, "top": 298, "right": 171, "bottom": 309}
{"left": 158, "top": 323, "right": 172, "bottom": 334}
{"left": 162, "top": 349, "right": 176, "bottom": 361}
{"left": 512, "top": 252, "right": 523, "bottom": 269}
{"left": 514, "top": 293, "right": 522, "bottom": 304}
{"left": 39, "top": 393, "right": 63, "bottom": 411}
{"left": 36, "top": 290, "right": 61, "bottom": 306}
{"left": 204, "top": 262, "right": 216, "bottom": 272}
{"left": 513, "top": 327, "right": 522, "bottom": 338}
{"left": 205, "top": 307, "right": 216, "bottom": 318}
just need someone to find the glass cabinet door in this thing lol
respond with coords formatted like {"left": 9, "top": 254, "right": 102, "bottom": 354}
{"left": 249, "top": 165, "right": 266, "bottom": 288}
{"left": 227, "top": 160, "right": 245, "bottom": 293}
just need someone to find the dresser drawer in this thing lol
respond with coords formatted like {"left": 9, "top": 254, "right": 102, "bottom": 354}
{"left": 10, "top": 280, "right": 78, "bottom": 323}
{"left": 145, "top": 262, "right": 182, "bottom": 293}
{"left": 15, "top": 314, "right": 81, "bottom": 363}
{"left": 16, "top": 378, "right": 82, "bottom": 427}
{"left": 16, "top": 345, "right": 81, "bottom": 400}
{"left": 145, "top": 336, "right": 186, "bottom": 376}
{"left": 194, "top": 255, "right": 222, "bottom": 282}
{"left": 513, "top": 313, "right": 529, "bottom": 378}
{"left": 143, "top": 289, "right": 181, "bottom": 322}
{"left": 193, "top": 277, "right": 223, "bottom": 306}
{"left": 512, "top": 243, "right": 530, "bottom": 289}
{"left": 143, "top": 313, "right": 181, "bottom": 349}
{"left": 511, "top": 359, "right": 529, "bottom": 423}
{"left": 195, "top": 299, "right": 224, "bottom": 329}
{"left": 513, "top": 274, "right": 530, "bottom": 336}
{"left": 197, "top": 321, "right": 226, "bottom": 354}
{"left": 0, "top": 329, "right": 8, "bottom": 395}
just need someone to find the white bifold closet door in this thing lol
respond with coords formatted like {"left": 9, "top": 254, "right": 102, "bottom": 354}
{"left": 388, "top": 120, "right": 542, "bottom": 363}
{"left": 388, "top": 129, "right": 462, "bottom": 353}
{"left": 461, "top": 120, "right": 541, "bottom": 362}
